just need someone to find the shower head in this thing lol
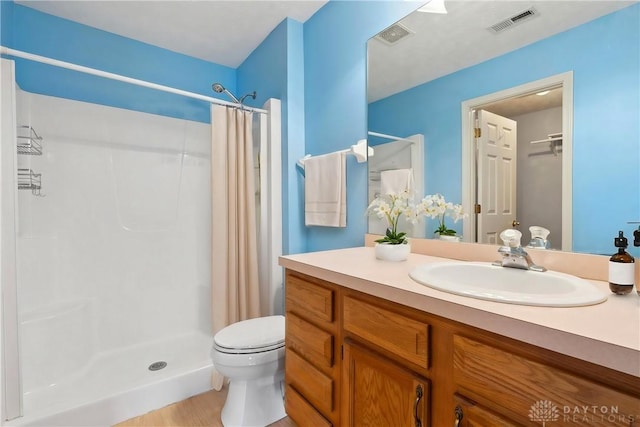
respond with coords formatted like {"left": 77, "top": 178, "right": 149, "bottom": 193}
{"left": 239, "top": 91, "right": 257, "bottom": 105}
{"left": 211, "top": 82, "right": 240, "bottom": 104}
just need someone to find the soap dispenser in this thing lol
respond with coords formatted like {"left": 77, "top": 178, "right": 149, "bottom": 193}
{"left": 608, "top": 231, "right": 635, "bottom": 295}
{"left": 634, "top": 227, "right": 640, "bottom": 296}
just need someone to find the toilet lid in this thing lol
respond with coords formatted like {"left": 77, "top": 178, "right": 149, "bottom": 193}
{"left": 214, "top": 315, "right": 284, "bottom": 353}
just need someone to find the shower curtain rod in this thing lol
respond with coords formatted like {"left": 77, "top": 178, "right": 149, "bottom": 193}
{"left": 367, "top": 131, "right": 416, "bottom": 144}
{"left": 0, "top": 46, "right": 268, "bottom": 114}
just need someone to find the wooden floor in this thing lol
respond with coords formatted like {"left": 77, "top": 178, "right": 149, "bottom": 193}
{"left": 114, "top": 387, "right": 295, "bottom": 427}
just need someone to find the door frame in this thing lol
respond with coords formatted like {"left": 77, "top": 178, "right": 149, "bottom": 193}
{"left": 1, "top": 58, "right": 22, "bottom": 421}
{"left": 461, "top": 72, "right": 573, "bottom": 251}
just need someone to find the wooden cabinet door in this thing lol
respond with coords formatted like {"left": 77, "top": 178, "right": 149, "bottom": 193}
{"left": 454, "top": 394, "right": 521, "bottom": 427}
{"left": 453, "top": 335, "right": 640, "bottom": 426}
{"left": 342, "top": 340, "right": 429, "bottom": 427}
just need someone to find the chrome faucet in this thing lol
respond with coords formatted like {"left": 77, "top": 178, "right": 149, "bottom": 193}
{"left": 494, "top": 229, "right": 546, "bottom": 272}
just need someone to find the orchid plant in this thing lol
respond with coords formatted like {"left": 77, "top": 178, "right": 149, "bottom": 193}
{"left": 367, "top": 190, "right": 417, "bottom": 245}
{"left": 418, "top": 193, "right": 465, "bottom": 236}
{"left": 368, "top": 191, "right": 465, "bottom": 243}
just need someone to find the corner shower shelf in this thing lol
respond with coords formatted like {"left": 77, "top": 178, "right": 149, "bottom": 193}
{"left": 17, "top": 126, "right": 44, "bottom": 195}
{"left": 18, "top": 168, "right": 42, "bottom": 196}
{"left": 17, "top": 125, "right": 43, "bottom": 155}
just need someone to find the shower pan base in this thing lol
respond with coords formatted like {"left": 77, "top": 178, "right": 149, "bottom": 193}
{"left": 6, "top": 332, "right": 213, "bottom": 427}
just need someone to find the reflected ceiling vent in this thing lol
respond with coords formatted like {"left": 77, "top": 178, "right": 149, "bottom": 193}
{"left": 488, "top": 7, "right": 539, "bottom": 33}
{"left": 375, "top": 23, "right": 414, "bottom": 45}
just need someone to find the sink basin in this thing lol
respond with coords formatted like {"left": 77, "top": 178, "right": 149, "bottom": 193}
{"left": 409, "top": 262, "right": 607, "bottom": 307}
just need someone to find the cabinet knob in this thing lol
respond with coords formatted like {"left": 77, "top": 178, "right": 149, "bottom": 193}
{"left": 454, "top": 405, "right": 463, "bottom": 427}
{"left": 414, "top": 385, "right": 423, "bottom": 427}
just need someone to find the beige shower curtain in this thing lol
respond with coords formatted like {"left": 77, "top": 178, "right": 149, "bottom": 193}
{"left": 210, "top": 104, "right": 261, "bottom": 390}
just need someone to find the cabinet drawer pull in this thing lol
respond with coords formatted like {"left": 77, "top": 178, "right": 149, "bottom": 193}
{"left": 414, "top": 385, "right": 423, "bottom": 427}
{"left": 454, "top": 405, "right": 463, "bottom": 427}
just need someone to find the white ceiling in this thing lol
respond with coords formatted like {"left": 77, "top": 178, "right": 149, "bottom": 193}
{"left": 15, "top": 0, "right": 328, "bottom": 68}
{"left": 368, "top": 1, "right": 637, "bottom": 102}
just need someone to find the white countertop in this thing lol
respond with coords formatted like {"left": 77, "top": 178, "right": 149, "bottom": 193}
{"left": 279, "top": 246, "right": 640, "bottom": 378}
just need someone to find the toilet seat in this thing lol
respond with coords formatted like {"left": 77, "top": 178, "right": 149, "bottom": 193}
{"left": 213, "top": 315, "right": 284, "bottom": 354}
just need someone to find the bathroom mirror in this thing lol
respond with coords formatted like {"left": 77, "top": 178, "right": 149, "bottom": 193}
{"left": 367, "top": 1, "right": 640, "bottom": 255}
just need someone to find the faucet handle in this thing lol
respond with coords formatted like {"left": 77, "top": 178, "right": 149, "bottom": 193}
{"left": 499, "top": 229, "right": 522, "bottom": 248}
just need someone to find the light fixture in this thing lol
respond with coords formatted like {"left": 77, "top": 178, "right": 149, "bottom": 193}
{"left": 536, "top": 90, "right": 550, "bottom": 96}
{"left": 417, "top": 0, "right": 447, "bottom": 14}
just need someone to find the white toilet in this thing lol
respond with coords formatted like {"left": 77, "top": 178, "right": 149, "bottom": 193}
{"left": 211, "top": 315, "right": 286, "bottom": 427}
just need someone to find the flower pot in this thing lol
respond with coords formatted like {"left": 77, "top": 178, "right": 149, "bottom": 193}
{"left": 375, "top": 242, "right": 411, "bottom": 262}
{"left": 436, "top": 234, "right": 461, "bottom": 242}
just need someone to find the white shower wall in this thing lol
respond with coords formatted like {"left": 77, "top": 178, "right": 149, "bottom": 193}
{"left": 16, "top": 90, "right": 212, "bottom": 394}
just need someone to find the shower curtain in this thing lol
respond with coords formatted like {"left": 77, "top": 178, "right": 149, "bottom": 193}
{"left": 210, "top": 105, "right": 261, "bottom": 390}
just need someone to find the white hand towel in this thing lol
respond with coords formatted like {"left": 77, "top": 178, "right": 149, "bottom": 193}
{"left": 380, "top": 168, "right": 414, "bottom": 195}
{"left": 304, "top": 152, "right": 346, "bottom": 227}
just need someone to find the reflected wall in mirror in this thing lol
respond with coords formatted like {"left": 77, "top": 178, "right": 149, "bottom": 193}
{"left": 367, "top": 1, "right": 640, "bottom": 255}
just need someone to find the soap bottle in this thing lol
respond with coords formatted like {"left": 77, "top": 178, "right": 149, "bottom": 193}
{"left": 634, "top": 227, "right": 640, "bottom": 296}
{"left": 609, "top": 231, "right": 635, "bottom": 295}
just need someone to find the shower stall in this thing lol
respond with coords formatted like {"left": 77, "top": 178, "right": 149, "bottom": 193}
{"left": 0, "top": 52, "right": 282, "bottom": 426}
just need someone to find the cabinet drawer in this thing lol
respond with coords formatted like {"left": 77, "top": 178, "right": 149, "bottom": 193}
{"left": 286, "top": 348, "right": 333, "bottom": 416}
{"left": 285, "top": 384, "right": 332, "bottom": 427}
{"left": 286, "top": 273, "right": 334, "bottom": 324}
{"left": 286, "top": 312, "right": 334, "bottom": 369}
{"left": 343, "top": 296, "right": 430, "bottom": 368}
{"left": 453, "top": 335, "right": 640, "bottom": 426}
{"left": 454, "top": 394, "right": 518, "bottom": 426}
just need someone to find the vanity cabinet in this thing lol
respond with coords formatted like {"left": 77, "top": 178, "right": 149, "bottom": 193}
{"left": 283, "top": 269, "right": 640, "bottom": 427}
{"left": 284, "top": 271, "right": 341, "bottom": 426}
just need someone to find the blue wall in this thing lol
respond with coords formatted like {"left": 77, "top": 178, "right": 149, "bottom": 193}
{"left": 369, "top": 4, "right": 640, "bottom": 255}
{"left": 237, "top": 18, "right": 306, "bottom": 255}
{"left": 3, "top": 3, "right": 236, "bottom": 123}
{"left": 1, "top": 1, "right": 14, "bottom": 48}
{"left": 302, "top": 0, "right": 419, "bottom": 252}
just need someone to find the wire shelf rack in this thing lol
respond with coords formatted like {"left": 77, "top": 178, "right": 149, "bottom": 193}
{"left": 17, "top": 126, "right": 43, "bottom": 155}
{"left": 18, "top": 168, "right": 42, "bottom": 196}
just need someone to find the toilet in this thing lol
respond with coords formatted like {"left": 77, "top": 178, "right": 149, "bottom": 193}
{"left": 211, "top": 315, "right": 286, "bottom": 427}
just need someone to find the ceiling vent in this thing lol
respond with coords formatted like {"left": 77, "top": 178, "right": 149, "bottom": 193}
{"left": 488, "top": 7, "right": 539, "bottom": 34}
{"left": 375, "top": 23, "right": 414, "bottom": 45}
